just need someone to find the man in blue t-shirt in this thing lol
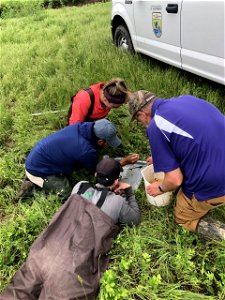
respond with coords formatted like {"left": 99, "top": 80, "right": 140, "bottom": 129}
{"left": 128, "top": 90, "right": 225, "bottom": 240}
{"left": 18, "top": 119, "right": 138, "bottom": 202}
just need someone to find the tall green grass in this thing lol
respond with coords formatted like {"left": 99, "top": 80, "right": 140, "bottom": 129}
{"left": 0, "top": 2, "right": 225, "bottom": 299}
{"left": 0, "top": 0, "right": 99, "bottom": 18}
{"left": 0, "top": 0, "right": 43, "bottom": 18}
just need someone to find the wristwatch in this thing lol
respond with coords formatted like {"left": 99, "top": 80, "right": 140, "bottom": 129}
{"left": 158, "top": 185, "right": 165, "bottom": 193}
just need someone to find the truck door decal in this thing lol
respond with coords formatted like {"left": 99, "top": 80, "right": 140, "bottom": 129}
{"left": 152, "top": 12, "right": 162, "bottom": 38}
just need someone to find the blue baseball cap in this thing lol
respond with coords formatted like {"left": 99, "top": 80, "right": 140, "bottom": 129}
{"left": 93, "top": 119, "right": 121, "bottom": 147}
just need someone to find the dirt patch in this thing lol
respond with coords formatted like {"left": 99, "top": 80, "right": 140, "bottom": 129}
{"left": 0, "top": 211, "right": 6, "bottom": 223}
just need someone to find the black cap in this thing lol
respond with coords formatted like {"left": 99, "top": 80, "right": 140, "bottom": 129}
{"left": 96, "top": 158, "right": 123, "bottom": 186}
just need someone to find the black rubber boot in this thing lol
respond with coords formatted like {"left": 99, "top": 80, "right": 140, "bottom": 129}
{"left": 17, "top": 177, "right": 35, "bottom": 199}
{"left": 197, "top": 216, "right": 225, "bottom": 241}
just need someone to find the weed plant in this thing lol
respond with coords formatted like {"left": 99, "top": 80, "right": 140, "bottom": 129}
{"left": 0, "top": 2, "right": 225, "bottom": 299}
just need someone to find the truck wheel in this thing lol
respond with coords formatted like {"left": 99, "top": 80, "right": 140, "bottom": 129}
{"left": 114, "top": 25, "right": 134, "bottom": 53}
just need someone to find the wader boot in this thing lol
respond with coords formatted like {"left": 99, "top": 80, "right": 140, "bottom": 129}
{"left": 197, "top": 216, "right": 225, "bottom": 241}
{"left": 42, "top": 175, "right": 72, "bottom": 203}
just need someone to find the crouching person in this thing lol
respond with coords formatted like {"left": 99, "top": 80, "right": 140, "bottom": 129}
{"left": 1, "top": 158, "right": 140, "bottom": 300}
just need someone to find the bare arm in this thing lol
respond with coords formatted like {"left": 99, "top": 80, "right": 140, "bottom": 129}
{"left": 146, "top": 168, "right": 183, "bottom": 197}
{"left": 120, "top": 153, "right": 139, "bottom": 166}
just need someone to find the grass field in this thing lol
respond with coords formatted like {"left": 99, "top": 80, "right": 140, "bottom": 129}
{"left": 0, "top": 2, "right": 225, "bottom": 299}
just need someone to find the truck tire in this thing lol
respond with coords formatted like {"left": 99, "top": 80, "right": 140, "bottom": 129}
{"left": 114, "top": 25, "right": 134, "bottom": 53}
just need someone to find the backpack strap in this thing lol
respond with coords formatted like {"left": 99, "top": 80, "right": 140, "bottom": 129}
{"left": 96, "top": 189, "right": 108, "bottom": 208}
{"left": 77, "top": 182, "right": 92, "bottom": 195}
{"left": 77, "top": 182, "right": 108, "bottom": 209}
{"left": 84, "top": 88, "right": 95, "bottom": 121}
{"left": 68, "top": 87, "right": 95, "bottom": 124}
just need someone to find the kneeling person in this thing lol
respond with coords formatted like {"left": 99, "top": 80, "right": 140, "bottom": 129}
{"left": 18, "top": 119, "right": 121, "bottom": 201}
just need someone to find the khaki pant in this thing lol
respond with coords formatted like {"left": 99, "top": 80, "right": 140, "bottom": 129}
{"left": 26, "top": 170, "right": 44, "bottom": 187}
{"left": 175, "top": 189, "right": 225, "bottom": 232}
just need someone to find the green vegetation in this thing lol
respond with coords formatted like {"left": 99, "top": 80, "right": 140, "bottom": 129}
{"left": 0, "top": 0, "right": 42, "bottom": 18}
{"left": 0, "top": 0, "right": 103, "bottom": 18}
{"left": 0, "top": 2, "right": 225, "bottom": 299}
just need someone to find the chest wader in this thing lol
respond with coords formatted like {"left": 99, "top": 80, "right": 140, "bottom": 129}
{"left": 1, "top": 193, "right": 119, "bottom": 300}
{"left": 42, "top": 174, "right": 72, "bottom": 202}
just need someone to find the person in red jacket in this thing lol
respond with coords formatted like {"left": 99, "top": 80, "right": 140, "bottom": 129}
{"left": 68, "top": 78, "right": 129, "bottom": 124}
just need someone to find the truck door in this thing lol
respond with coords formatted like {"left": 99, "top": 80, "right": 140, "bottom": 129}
{"left": 181, "top": 0, "right": 225, "bottom": 84}
{"left": 133, "top": 0, "right": 183, "bottom": 68}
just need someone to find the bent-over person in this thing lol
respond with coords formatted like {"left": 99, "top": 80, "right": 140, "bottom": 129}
{"left": 2, "top": 158, "right": 140, "bottom": 300}
{"left": 128, "top": 90, "right": 225, "bottom": 240}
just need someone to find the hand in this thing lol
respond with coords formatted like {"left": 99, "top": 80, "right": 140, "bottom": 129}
{"left": 146, "top": 181, "right": 162, "bottom": 197}
{"left": 146, "top": 156, "right": 153, "bottom": 165}
{"left": 120, "top": 153, "right": 139, "bottom": 166}
{"left": 113, "top": 182, "right": 131, "bottom": 195}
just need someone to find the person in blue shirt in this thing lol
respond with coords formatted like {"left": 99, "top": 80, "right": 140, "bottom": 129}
{"left": 128, "top": 90, "right": 225, "bottom": 240}
{"left": 18, "top": 119, "right": 139, "bottom": 202}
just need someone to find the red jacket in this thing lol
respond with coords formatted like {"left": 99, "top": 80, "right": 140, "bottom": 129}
{"left": 69, "top": 82, "right": 111, "bottom": 124}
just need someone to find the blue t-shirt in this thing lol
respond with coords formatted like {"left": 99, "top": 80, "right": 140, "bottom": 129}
{"left": 147, "top": 95, "right": 225, "bottom": 201}
{"left": 25, "top": 122, "right": 98, "bottom": 177}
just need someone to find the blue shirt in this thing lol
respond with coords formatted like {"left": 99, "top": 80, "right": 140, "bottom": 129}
{"left": 147, "top": 95, "right": 225, "bottom": 201}
{"left": 25, "top": 123, "right": 98, "bottom": 177}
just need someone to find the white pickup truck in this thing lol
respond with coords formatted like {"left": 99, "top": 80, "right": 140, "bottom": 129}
{"left": 111, "top": 0, "right": 225, "bottom": 85}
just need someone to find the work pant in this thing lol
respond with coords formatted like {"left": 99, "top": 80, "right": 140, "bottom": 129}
{"left": 26, "top": 170, "right": 72, "bottom": 202}
{"left": 175, "top": 189, "right": 225, "bottom": 232}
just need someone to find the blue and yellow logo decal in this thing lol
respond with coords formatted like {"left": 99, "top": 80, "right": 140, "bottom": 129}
{"left": 152, "top": 12, "right": 162, "bottom": 38}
